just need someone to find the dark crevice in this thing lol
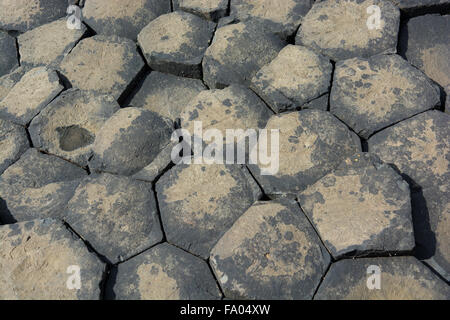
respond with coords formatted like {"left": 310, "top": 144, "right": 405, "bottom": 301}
{"left": 327, "top": 61, "right": 336, "bottom": 112}
{"left": 37, "top": 149, "right": 89, "bottom": 172}
{"left": 152, "top": 184, "right": 168, "bottom": 243}
{"left": 14, "top": 36, "right": 21, "bottom": 67}
{"left": 117, "top": 55, "right": 150, "bottom": 107}
{"left": 206, "top": 257, "right": 225, "bottom": 299}
{"left": 244, "top": 164, "right": 270, "bottom": 201}
{"left": 311, "top": 259, "right": 331, "bottom": 300}
{"left": 248, "top": 87, "right": 276, "bottom": 114}
{"left": 399, "top": 3, "right": 450, "bottom": 18}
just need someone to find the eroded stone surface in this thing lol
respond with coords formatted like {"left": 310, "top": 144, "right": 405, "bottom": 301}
{"left": 0, "top": 67, "right": 28, "bottom": 102}
{"left": 331, "top": 54, "right": 440, "bottom": 138}
{"left": 210, "top": 199, "right": 330, "bottom": 299}
{"left": 299, "top": 152, "right": 414, "bottom": 258}
{"left": 203, "top": 22, "right": 286, "bottom": 89}
{"left": 83, "top": 0, "right": 171, "bottom": 40}
{"left": 368, "top": 110, "right": 449, "bottom": 190}
{"left": 129, "top": 71, "right": 206, "bottom": 121}
{"left": 0, "top": 119, "right": 29, "bottom": 175}
{"left": 296, "top": 0, "right": 400, "bottom": 61}
{"left": 113, "top": 243, "right": 221, "bottom": 300}
{"left": 251, "top": 45, "right": 332, "bottom": 113}
{"left": 89, "top": 107, "right": 173, "bottom": 176}
{"left": 0, "top": 67, "right": 63, "bottom": 125}
{"left": 156, "top": 163, "right": 261, "bottom": 258}
{"left": 59, "top": 35, "right": 144, "bottom": 100}
{"left": 315, "top": 256, "right": 450, "bottom": 299}
{"left": 29, "top": 89, "right": 120, "bottom": 167}
{"left": 65, "top": 173, "right": 163, "bottom": 264}
{"left": 18, "top": 18, "right": 87, "bottom": 68}
{"left": 0, "top": 31, "right": 18, "bottom": 77}
{"left": 230, "top": 0, "right": 313, "bottom": 39}
{"left": 0, "top": 0, "right": 67, "bottom": 32}
{"left": 0, "top": 219, "right": 105, "bottom": 299}
{"left": 0, "top": 149, "right": 86, "bottom": 223}
{"left": 138, "top": 11, "right": 216, "bottom": 78}
{"left": 248, "top": 109, "right": 361, "bottom": 198}
{"left": 180, "top": 0, "right": 228, "bottom": 21}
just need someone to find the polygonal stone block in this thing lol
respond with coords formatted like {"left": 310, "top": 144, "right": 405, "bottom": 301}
{"left": 251, "top": 45, "right": 332, "bottom": 113}
{"left": 296, "top": 0, "right": 400, "bottom": 61}
{"left": 0, "top": 31, "right": 18, "bottom": 77}
{"left": 112, "top": 243, "right": 221, "bottom": 300}
{"left": 138, "top": 11, "right": 216, "bottom": 78}
{"left": 0, "top": 66, "right": 28, "bottom": 102}
{"left": 29, "top": 89, "right": 120, "bottom": 167}
{"left": 89, "top": 107, "right": 173, "bottom": 176}
{"left": 0, "top": 118, "right": 29, "bottom": 175}
{"left": 0, "top": 67, "right": 63, "bottom": 125}
{"left": 299, "top": 152, "right": 415, "bottom": 258}
{"left": 156, "top": 163, "right": 262, "bottom": 258}
{"left": 179, "top": 0, "right": 228, "bottom": 21}
{"left": 203, "top": 22, "right": 286, "bottom": 89}
{"left": 331, "top": 54, "right": 440, "bottom": 138}
{"left": 65, "top": 173, "right": 163, "bottom": 264}
{"left": 0, "top": 149, "right": 87, "bottom": 223}
{"left": 315, "top": 256, "right": 450, "bottom": 299}
{"left": 210, "top": 199, "right": 331, "bottom": 299}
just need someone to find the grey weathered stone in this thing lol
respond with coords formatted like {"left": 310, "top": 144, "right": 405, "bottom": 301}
{"left": 299, "top": 152, "right": 415, "bottom": 258}
{"left": 138, "top": 11, "right": 216, "bottom": 78}
{"left": 59, "top": 35, "right": 145, "bottom": 100}
{"left": 330, "top": 54, "right": 440, "bottom": 138}
{"left": 230, "top": 0, "right": 313, "bottom": 39}
{"left": 156, "top": 163, "right": 261, "bottom": 258}
{"left": 210, "top": 199, "right": 331, "bottom": 299}
{"left": 113, "top": 243, "right": 222, "bottom": 300}
{"left": 65, "top": 173, "right": 163, "bottom": 264}
{"left": 388, "top": 0, "right": 450, "bottom": 14}
{"left": 315, "top": 256, "right": 450, "bottom": 299}
{"left": 0, "top": 31, "right": 18, "bottom": 77}
{"left": 83, "top": 0, "right": 171, "bottom": 40}
{"left": 0, "top": 67, "right": 63, "bottom": 125}
{"left": 0, "top": 66, "right": 28, "bottom": 102}
{"left": 0, "top": 149, "right": 87, "bottom": 223}
{"left": 248, "top": 109, "right": 361, "bottom": 198}
{"left": 302, "top": 93, "right": 329, "bottom": 111}
{"left": 0, "top": 218, "right": 105, "bottom": 299}
{"left": 179, "top": 0, "right": 228, "bottom": 21}
{"left": 203, "top": 22, "right": 286, "bottom": 89}
{"left": 368, "top": 110, "right": 449, "bottom": 190}
{"left": 29, "top": 89, "right": 120, "bottom": 167}
{"left": 89, "top": 107, "right": 173, "bottom": 176}
{"left": 0, "top": 0, "right": 67, "bottom": 32}
{"left": 250, "top": 45, "right": 332, "bottom": 113}
{"left": 0, "top": 119, "right": 29, "bottom": 175}
{"left": 296, "top": 0, "right": 400, "bottom": 61}
{"left": 129, "top": 71, "right": 206, "bottom": 121}
{"left": 18, "top": 18, "right": 87, "bottom": 68}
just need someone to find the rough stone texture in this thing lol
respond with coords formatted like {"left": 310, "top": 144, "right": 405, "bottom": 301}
{"left": 0, "top": 0, "right": 67, "bottom": 32}
{"left": 331, "top": 54, "right": 440, "bottom": 138}
{"left": 0, "top": 119, "right": 29, "bottom": 175}
{"left": 203, "top": 22, "right": 286, "bottom": 89}
{"left": 29, "top": 89, "right": 120, "bottom": 167}
{"left": 302, "top": 93, "right": 329, "bottom": 111}
{"left": 179, "top": 0, "right": 228, "bottom": 21}
{"left": 296, "top": 0, "right": 400, "bottom": 61}
{"left": 113, "top": 243, "right": 221, "bottom": 300}
{"left": 59, "top": 35, "right": 145, "bottom": 100}
{"left": 412, "top": 185, "right": 450, "bottom": 282}
{"left": 0, "top": 149, "right": 87, "bottom": 224}
{"left": 0, "top": 219, "right": 105, "bottom": 300}
{"left": 368, "top": 110, "right": 448, "bottom": 190}
{"left": 250, "top": 45, "right": 332, "bottom": 113}
{"left": 18, "top": 18, "right": 87, "bottom": 68}
{"left": 89, "top": 107, "right": 173, "bottom": 176}
{"left": 0, "top": 67, "right": 63, "bottom": 125}
{"left": 299, "top": 152, "right": 415, "bottom": 258}
{"left": 389, "top": 0, "right": 450, "bottom": 14}
{"left": 179, "top": 85, "right": 273, "bottom": 152}
{"left": 399, "top": 14, "right": 449, "bottom": 109}
{"left": 0, "top": 67, "right": 28, "bottom": 102}
{"left": 0, "top": 31, "right": 18, "bottom": 77}
{"left": 156, "top": 163, "right": 261, "bottom": 258}
{"left": 210, "top": 199, "right": 331, "bottom": 299}
{"left": 129, "top": 71, "right": 206, "bottom": 121}
{"left": 249, "top": 109, "right": 361, "bottom": 198}
{"left": 138, "top": 11, "right": 216, "bottom": 78}
{"left": 65, "top": 173, "right": 163, "bottom": 264}
{"left": 315, "top": 256, "right": 450, "bottom": 299}
{"left": 230, "top": 0, "right": 313, "bottom": 39}
{"left": 83, "top": 0, "right": 171, "bottom": 40}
